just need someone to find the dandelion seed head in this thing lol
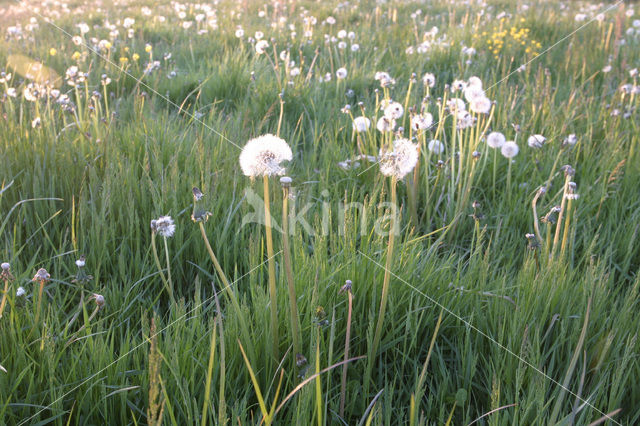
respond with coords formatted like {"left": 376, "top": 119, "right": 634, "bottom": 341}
{"left": 239, "top": 134, "right": 293, "bottom": 177}
{"left": 428, "top": 139, "right": 444, "bottom": 154}
{"left": 527, "top": 134, "right": 546, "bottom": 148}
{"left": 384, "top": 101, "right": 404, "bottom": 119}
{"left": 486, "top": 131, "right": 506, "bottom": 148}
{"left": 501, "top": 141, "right": 519, "bottom": 158}
{"left": 152, "top": 216, "right": 176, "bottom": 238}
{"left": 376, "top": 116, "right": 396, "bottom": 133}
{"left": 469, "top": 96, "right": 491, "bottom": 114}
{"left": 352, "top": 116, "right": 371, "bottom": 132}
{"left": 1, "top": 263, "right": 9, "bottom": 271}
{"left": 255, "top": 39, "right": 269, "bottom": 54}
{"left": 411, "top": 113, "right": 433, "bottom": 130}
{"left": 422, "top": 72, "right": 436, "bottom": 87}
{"left": 379, "top": 138, "right": 419, "bottom": 179}
{"left": 336, "top": 67, "right": 348, "bottom": 79}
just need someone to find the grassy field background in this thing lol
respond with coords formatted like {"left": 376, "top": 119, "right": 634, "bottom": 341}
{"left": 1, "top": 0, "right": 640, "bottom": 424}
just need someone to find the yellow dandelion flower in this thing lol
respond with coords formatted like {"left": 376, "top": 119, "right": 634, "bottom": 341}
{"left": 49, "top": 48, "right": 57, "bottom": 56}
{"left": 132, "top": 53, "right": 140, "bottom": 61}
{"left": 119, "top": 57, "right": 128, "bottom": 63}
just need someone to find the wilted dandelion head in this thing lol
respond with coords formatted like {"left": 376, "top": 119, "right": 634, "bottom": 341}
{"left": 565, "top": 182, "right": 579, "bottom": 200}
{"left": 32, "top": 268, "right": 50, "bottom": 283}
{"left": 527, "top": 134, "right": 546, "bottom": 148}
{"left": 501, "top": 141, "right": 519, "bottom": 158}
{"left": 486, "top": 131, "right": 506, "bottom": 148}
{"left": 239, "top": 134, "right": 293, "bottom": 177}
{"left": 379, "top": 138, "right": 419, "bottom": 179}
{"left": 352, "top": 116, "right": 371, "bottom": 132}
{"left": 151, "top": 216, "right": 176, "bottom": 238}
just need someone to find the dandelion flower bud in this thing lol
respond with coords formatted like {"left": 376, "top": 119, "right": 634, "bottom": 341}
{"left": 352, "top": 116, "right": 371, "bottom": 132}
{"left": 561, "top": 165, "right": 575, "bottom": 177}
{"left": 501, "top": 141, "right": 519, "bottom": 159}
{"left": 379, "top": 138, "right": 419, "bottom": 179}
{"left": 93, "top": 293, "right": 106, "bottom": 308}
{"left": 486, "top": 132, "right": 506, "bottom": 149}
{"left": 16, "top": 287, "right": 26, "bottom": 297}
{"left": 192, "top": 187, "right": 204, "bottom": 201}
{"left": 239, "top": 134, "right": 293, "bottom": 177}
{"left": 527, "top": 134, "right": 546, "bottom": 148}
{"left": 152, "top": 216, "right": 176, "bottom": 238}
{"left": 339, "top": 279, "right": 352, "bottom": 294}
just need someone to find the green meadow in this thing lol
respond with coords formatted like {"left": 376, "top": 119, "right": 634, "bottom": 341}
{"left": 1, "top": 0, "right": 639, "bottom": 424}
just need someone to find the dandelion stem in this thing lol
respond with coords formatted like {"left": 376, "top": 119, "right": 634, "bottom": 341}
{"left": 281, "top": 184, "right": 301, "bottom": 358}
{"left": 198, "top": 222, "right": 254, "bottom": 364}
{"left": 263, "top": 175, "right": 279, "bottom": 361}
{"left": 560, "top": 198, "right": 573, "bottom": 258}
{"left": 150, "top": 232, "right": 173, "bottom": 305}
{"left": 34, "top": 280, "right": 45, "bottom": 325}
{"left": 0, "top": 280, "right": 8, "bottom": 318}
{"left": 371, "top": 176, "right": 398, "bottom": 359}
{"left": 551, "top": 175, "right": 570, "bottom": 259}
{"left": 163, "top": 237, "right": 175, "bottom": 304}
{"left": 201, "top": 322, "right": 217, "bottom": 426}
{"left": 339, "top": 289, "right": 353, "bottom": 418}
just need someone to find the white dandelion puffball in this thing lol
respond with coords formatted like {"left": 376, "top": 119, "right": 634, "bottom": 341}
{"left": 463, "top": 85, "right": 485, "bottom": 102}
{"left": 527, "top": 134, "right": 546, "bottom": 148}
{"left": 384, "top": 101, "right": 404, "bottom": 119}
{"left": 563, "top": 134, "right": 577, "bottom": 146}
{"left": 486, "top": 132, "right": 506, "bottom": 148}
{"left": 352, "top": 116, "right": 371, "bottom": 132}
{"left": 376, "top": 116, "right": 396, "bottom": 133}
{"left": 501, "top": 141, "right": 519, "bottom": 159}
{"left": 379, "top": 138, "right": 419, "bottom": 179}
{"left": 422, "top": 72, "right": 436, "bottom": 87}
{"left": 152, "top": 216, "right": 176, "bottom": 238}
{"left": 469, "top": 96, "right": 491, "bottom": 114}
{"left": 255, "top": 40, "right": 269, "bottom": 54}
{"left": 16, "top": 287, "right": 26, "bottom": 297}
{"left": 411, "top": 113, "right": 433, "bottom": 130}
{"left": 467, "top": 76, "right": 483, "bottom": 89}
{"left": 428, "top": 139, "right": 444, "bottom": 154}
{"left": 336, "top": 67, "right": 348, "bottom": 79}
{"left": 447, "top": 98, "right": 466, "bottom": 113}
{"left": 239, "top": 134, "right": 293, "bottom": 177}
